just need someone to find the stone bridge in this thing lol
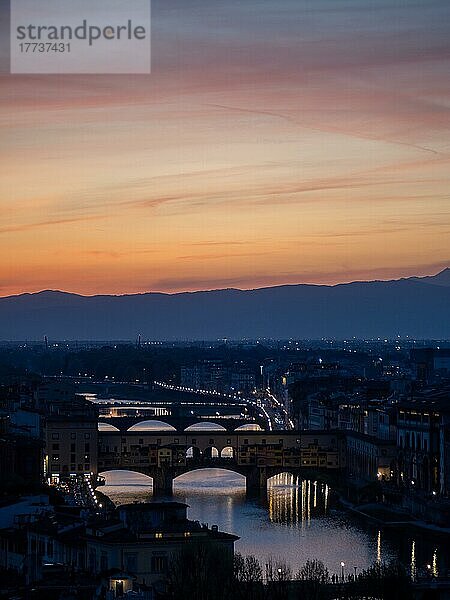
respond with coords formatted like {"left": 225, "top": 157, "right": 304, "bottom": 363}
{"left": 98, "top": 415, "right": 266, "bottom": 433}
{"left": 98, "top": 429, "right": 346, "bottom": 495}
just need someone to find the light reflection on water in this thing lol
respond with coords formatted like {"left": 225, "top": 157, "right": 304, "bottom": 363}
{"left": 266, "top": 473, "right": 330, "bottom": 526}
{"left": 100, "top": 469, "right": 444, "bottom": 577}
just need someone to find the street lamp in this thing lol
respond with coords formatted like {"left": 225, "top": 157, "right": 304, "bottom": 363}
{"left": 340, "top": 562, "right": 345, "bottom": 582}
{"left": 354, "top": 566, "right": 358, "bottom": 579}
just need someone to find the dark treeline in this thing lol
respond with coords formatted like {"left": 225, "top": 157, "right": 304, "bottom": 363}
{"left": 166, "top": 546, "right": 411, "bottom": 600}
{"left": 0, "top": 343, "right": 380, "bottom": 385}
{"left": 0, "top": 344, "right": 270, "bottom": 384}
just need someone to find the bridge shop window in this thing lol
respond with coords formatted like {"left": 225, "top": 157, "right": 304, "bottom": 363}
{"left": 227, "top": 439, "right": 231, "bottom": 445}
{"left": 279, "top": 439, "right": 284, "bottom": 446}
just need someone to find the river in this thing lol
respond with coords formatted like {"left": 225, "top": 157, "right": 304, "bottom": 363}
{"left": 99, "top": 469, "right": 446, "bottom": 579}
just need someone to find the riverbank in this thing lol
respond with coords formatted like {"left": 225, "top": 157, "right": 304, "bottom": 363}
{"left": 339, "top": 497, "right": 450, "bottom": 538}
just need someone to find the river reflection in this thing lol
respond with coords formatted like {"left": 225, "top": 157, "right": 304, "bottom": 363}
{"left": 267, "top": 474, "right": 330, "bottom": 525}
{"left": 100, "top": 469, "right": 446, "bottom": 577}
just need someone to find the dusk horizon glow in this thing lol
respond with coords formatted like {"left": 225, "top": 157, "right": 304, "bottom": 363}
{"left": 2, "top": 0, "right": 449, "bottom": 297}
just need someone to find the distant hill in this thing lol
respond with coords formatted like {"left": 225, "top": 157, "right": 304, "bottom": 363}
{"left": 0, "top": 269, "right": 449, "bottom": 340}
{"left": 408, "top": 267, "right": 450, "bottom": 287}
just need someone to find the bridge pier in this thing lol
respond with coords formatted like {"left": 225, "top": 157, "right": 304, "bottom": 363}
{"left": 246, "top": 467, "right": 268, "bottom": 496}
{"left": 152, "top": 468, "right": 174, "bottom": 497}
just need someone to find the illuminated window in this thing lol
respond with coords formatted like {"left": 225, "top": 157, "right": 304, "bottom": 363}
{"left": 155, "top": 533, "right": 163, "bottom": 539}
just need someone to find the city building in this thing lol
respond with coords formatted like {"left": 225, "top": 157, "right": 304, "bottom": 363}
{"left": 0, "top": 413, "right": 43, "bottom": 489}
{"left": 181, "top": 360, "right": 256, "bottom": 394}
{"left": 43, "top": 394, "right": 99, "bottom": 483}
{"left": 180, "top": 360, "right": 227, "bottom": 392}
{"left": 23, "top": 501, "right": 237, "bottom": 593}
{"left": 346, "top": 432, "right": 396, "bottom": 482}
{"left": 396, "top": 399, "right": 442, "bottom": 492}
{"left": 45, "top": 413, "right": 99, "bottom": 483}
{"left": 411, "top": 348, "right": 450, "bottom": 383}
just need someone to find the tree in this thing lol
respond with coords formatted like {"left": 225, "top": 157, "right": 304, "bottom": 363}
{"left": 333, "top": 561, "right": 412, "bottom": 600}
{"left": 354, "top": 562, "right": 411, "bottom": 600}
{"left": 265, "top": 558, "right": 292, "bottom": 600}
{"left": 295, "top": 559, "right": 329, "bottom": 600}
{"left": 232, "top": 553, "right": 265, "bottom": 600}
{"left": 167, "top": 543, "right": 233, "bottom": 600}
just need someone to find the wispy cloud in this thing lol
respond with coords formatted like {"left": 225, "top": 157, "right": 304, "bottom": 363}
{"left": 0, "top": 215, "right": 105, "bottom": 235}
{"left": 1, "top": 0, "right": 449, "bottom": 295}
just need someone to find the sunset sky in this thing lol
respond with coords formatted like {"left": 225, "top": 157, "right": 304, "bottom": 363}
{"left": 1, "top": 0, "right": 449, "bottom": 296}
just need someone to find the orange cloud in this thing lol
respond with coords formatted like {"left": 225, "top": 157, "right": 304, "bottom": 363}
{"left": 1, "top": 1, "right": 449, "bottom": 296}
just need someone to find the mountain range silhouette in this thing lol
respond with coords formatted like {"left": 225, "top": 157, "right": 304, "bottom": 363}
{"left": 1, "top": 269, "right": 449, "bottom": 340}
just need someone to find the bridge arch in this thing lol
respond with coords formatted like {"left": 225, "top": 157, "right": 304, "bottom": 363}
{"left": 234, "top": 423, "right": 263, "bottom": 431}
{"left": 127, "top": 420, "right": 177, "bottom": 432}
{"left": 203, "top": 446, "right": 220, "bottom": 459}
{"left": 221, "top": 446, "right": 234, "bottom": 459}
{"left": 98, "top": 422, "right": 120, "bottom": 432}
{"left": 184, "top": 422, "right": 227, "bottom": 432}
{"left": 99, "top": 469, "right": 154, "bottom": 489}
{"left": 186, "top": 446, "right": 201, "bottom": 459}
{"left": 173, "top": 467, "right": 246, "bottom": 489}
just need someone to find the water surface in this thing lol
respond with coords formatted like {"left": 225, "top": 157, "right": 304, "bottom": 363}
{"left": 100, "top": 469, "right": 445, "bottom": 578}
